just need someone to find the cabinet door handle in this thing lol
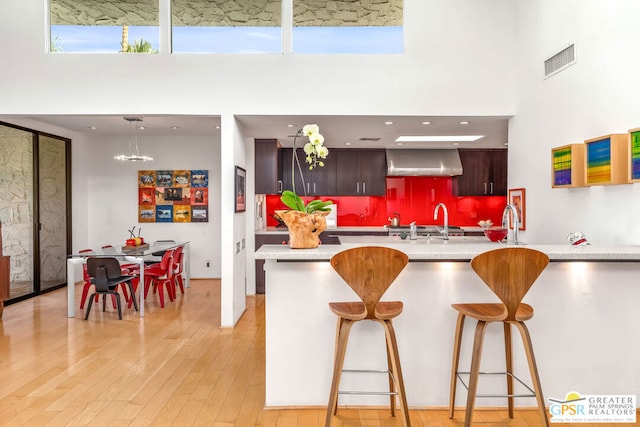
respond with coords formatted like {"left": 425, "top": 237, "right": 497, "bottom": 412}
{"left": 277, "top": 180, "right": 283, "bottom": 194}
{"left": 356, "top": 182, "right": 360, "bottom": 194}
{"left": 313, "top": 182, "right": 316, "bottom": 193}
{"left": 362, "top": 182, "right": 366, "bottom": 193}
{"left": 307, "top": 182, "right": 310, "bottom": 193}
{"left": 490, "top": 182, "right": 493, "bottom": 194}
{"left": 484, "top": 182, "right": 487, "bottom": 194}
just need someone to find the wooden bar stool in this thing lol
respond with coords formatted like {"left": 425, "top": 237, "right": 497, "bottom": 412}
{"left": 326, "top": 246, "right": 410, "bottom": 427}
{"left": 449, "top": 247, "right": 550, "bottom": 427}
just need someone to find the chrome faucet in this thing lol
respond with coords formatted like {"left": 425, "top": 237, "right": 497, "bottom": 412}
{"left": 409, "top": 221, "right": 418, "bottom": 240}
{"left": 502, "top": 204, "right": 520, "bottom": 245}
{"left": 434, "top": 203, "right": 449, "bottom": 240}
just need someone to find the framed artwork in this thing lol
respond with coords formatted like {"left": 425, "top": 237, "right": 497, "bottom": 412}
{"left": 138, "top": 169, "right": 209, "bottom": 222}
{"left": 235, "top": 166, "right": 246, "bottom": 213}
{"left": 508, "top": 188, "right": 526, "bottom": 230}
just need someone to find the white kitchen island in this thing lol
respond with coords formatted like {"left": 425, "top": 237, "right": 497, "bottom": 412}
{"left": 255, "top": 236, "right": 640, "bottom": 409}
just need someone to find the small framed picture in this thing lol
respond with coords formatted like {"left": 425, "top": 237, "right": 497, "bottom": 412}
{"left": 508, "top": 188, "right": 526, "bottom": 230}
{"left": 235, "top": 166, "right": 246, "bottom": 213}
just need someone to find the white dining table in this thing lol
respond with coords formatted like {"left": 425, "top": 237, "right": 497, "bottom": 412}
{"left": 66, "top": 241, "right": 190, "bottom": 318}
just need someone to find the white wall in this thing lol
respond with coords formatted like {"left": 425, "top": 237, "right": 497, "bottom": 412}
{"left": 0, "top": 0, "right": 519, "bottom": 326}
{"left": 83, "top": 134, "right": 220, "bottom": 278}
{"left": 510, "top": 0, "right": 640, "bottom": 245}
{"left": 0, "top": 0, "right": 517, "bottom": 117}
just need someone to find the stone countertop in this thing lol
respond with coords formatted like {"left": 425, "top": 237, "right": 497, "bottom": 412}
{"left": 255, "top": 226, "right": 388, "bottom": 235}
{"left": 254, "top": 235, "right": 640, "bottom": 261}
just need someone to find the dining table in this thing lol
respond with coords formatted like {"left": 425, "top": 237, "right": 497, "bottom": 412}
{"left": 66, "top": 241, "right": 190, "bottom": 318}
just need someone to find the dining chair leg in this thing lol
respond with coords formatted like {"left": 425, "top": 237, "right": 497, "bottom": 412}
{"left": 127, "top": 281, "right": 139, "bottom": 312}
{"left": 464, "top": 320, "right": 488, "bottom": 427}
{"left": 449, "top": 312, "right": 466, "bottom": 418}
{"left": 84, "top": 292, "right": 96, "bottom": 320}
{"left": 326, "top": 318, "right": 354, "bottom": 426}
{"left": 514, "top": 321, "right": 550, "bottom": 427}
{"left": 114, "top": 293, "right": 122, "bottom": 320}
{"left": 504, "top": 322, "right": 514, "bottom": 418}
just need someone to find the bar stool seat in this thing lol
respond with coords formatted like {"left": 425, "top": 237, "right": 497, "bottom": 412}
{"left": 451, "top": 302, "right": 534, "bottom": 322}
{"left": 449, "top": 247, "right": 550, "bottom": 427}
{"left": 326, "top": 246, "right": 410, "bottom": 427}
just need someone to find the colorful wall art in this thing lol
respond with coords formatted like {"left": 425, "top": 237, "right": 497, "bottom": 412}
{"left": 138, "top": 170, "right": 209, "bottom": 223}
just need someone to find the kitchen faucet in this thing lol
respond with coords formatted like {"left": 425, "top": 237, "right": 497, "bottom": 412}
{"left": 434, "top": 203, "right": 449, "bottom": 240}
{"left": 502, "top": 204, "right": 520, "bottom": 244}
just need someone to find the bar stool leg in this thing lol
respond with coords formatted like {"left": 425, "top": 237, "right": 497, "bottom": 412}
{"left": 504, "top": 322, "right": 514, "bottom": 418}
{"left": 385, "top": 338, "right": 396, "bottom": 416}
{"left": 514, "top": 321, "right": 550, "bottom": 427}
{"left": 464, "top": 320, "right": 488, "bottom": 427}
{"left": 326, "top": 318, "right": 355, "bottom": 426}
{"left": 449, "top": 312, "right": 466, "bottom": 418}
{"left": 380, "top": 319, "right": 410, "bottom": 427}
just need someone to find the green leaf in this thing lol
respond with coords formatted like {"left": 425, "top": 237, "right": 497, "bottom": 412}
{"left": 305, "top": 199, "right": 333, "bottom": 214}
{"left": 280, "top": 190, "right": 305, "bottom": 212}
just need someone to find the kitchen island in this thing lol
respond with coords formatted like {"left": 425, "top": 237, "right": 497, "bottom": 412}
{"left": 255, "top": 236, "right": 640, "bottom": 409}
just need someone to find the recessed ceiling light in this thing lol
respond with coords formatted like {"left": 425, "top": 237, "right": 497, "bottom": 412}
{"left": 344, "top": 142, "right": 352, "bottom": 146}
{"left": 385, "top": 121, "right": 394, "bottom": 125}
{"left": 171, "top": 126, "right": 179, "bottom": 130}
{"left": 395, "top": 135, "right": 484, "bottom": 142}
{"left": 88, "top": 126, "right": 97, "bottom": 130}
{"left": 287, "top": 124, "right": 294, "bottom": 127}
{"left": 421, "top": 121, "right": 431, "bottom": 125}
{"left": 138, "top": 126, "right": 145, "bottom": 130}
{"left": 215, "top": 125, "right": 220, "bottom": 129}
{"left": 452, "top": 142, "right": 460, "bottom": 146}
{"left": 396, "top": 142, "right": 404, "bottom": 146}
{"left": 459, "top": 121, "right": 470, "bottom": 125}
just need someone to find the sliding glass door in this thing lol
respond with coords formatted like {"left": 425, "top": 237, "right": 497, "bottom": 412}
{"left": 38, "top": 135, "right": 69, "bottom": 292}
{"left": 0, "top": 122, "right": 70, "bottom": 302}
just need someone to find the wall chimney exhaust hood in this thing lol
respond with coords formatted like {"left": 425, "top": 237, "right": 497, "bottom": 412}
{"left": 386, "top": 149, "right": 463, "bottom": 176}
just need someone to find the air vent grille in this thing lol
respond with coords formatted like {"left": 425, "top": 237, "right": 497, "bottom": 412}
{"left": 359, "top": 137, "right": 381, "bottom": 142}
{"left": 544, "top": 44, "right": 576, "bottom": 78}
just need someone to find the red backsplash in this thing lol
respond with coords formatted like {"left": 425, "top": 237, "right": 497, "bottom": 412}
{"left": 266, "top": 176, "right": 507, "bottom": 227}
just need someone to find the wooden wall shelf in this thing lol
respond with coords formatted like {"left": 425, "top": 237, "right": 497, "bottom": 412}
{"left": 584, "top": 134, "right": 629, "bottom": 186}
{"left": 629, "top": 128, "right": 640, "bottom": 183}
{"left": 551, "top": 144, "right": 586, "bottom": 188}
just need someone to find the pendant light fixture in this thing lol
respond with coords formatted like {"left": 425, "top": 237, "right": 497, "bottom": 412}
{"left": 114, "top": 116, "right": 153, "bottom": 162}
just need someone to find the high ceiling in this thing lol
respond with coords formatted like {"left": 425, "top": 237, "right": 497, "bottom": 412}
{"left": 22, "top": 114, "right": 510, "bottom": 150}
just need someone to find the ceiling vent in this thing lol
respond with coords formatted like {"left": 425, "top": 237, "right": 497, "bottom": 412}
{"left": 544, "top": 44, "right": 576, "bottom": 78}
{"left": 358, "top": 137, "right": 381, "bottom": 142}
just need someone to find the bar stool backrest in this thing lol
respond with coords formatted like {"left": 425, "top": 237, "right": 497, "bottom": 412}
{"left": 330, "top": 246, "right": 408, "bottom": 319}
{"left": 470, "top": 247, "right": 549, "bottom": 321}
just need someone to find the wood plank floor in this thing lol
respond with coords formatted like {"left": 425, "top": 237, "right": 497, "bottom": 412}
{"left": 0, "top": 280, "right": 634, "bottom": 426}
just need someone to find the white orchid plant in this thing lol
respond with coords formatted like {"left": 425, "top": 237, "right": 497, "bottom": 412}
{"left": 280, "top": 124, "right": 333, "bottom": 214}
{"left": 301, "top": 124, "right": 329, "bottom": 170}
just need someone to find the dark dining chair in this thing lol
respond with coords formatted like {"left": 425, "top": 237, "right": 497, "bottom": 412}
{"left": 85, "top": 257, "right": 139, "bottom": 320}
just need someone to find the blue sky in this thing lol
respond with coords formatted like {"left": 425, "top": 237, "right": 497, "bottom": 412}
{"left": 51, "top": 25, "right": 403, "bottom": 54}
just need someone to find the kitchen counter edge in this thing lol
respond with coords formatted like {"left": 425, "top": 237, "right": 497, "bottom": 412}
{"left": 255, "top": 237, "right": 640, "bottom": 262}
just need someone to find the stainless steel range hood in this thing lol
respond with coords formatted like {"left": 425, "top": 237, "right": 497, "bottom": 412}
{"left": 386, "top": 149, "right": 463, "bottom": 176}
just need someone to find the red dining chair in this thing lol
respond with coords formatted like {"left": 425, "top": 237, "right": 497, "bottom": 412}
{"left": 142, "top": 249, "right": 175, "bottom": 308}
{"left": 79, "top": 249, "right": 96, "bottom": 309}
{"left": 170, "top": 246, "right": 185, "bottom": 298}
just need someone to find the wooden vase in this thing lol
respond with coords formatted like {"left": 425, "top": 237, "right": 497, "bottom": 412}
{"left": 275, "top": 210, "right": 328, "bottom": 249}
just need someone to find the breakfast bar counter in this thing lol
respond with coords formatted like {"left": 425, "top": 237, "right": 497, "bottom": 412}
{"left": 255, "top": 237, "right": 640, "bottom": 409}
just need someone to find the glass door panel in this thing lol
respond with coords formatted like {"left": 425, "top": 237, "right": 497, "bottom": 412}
{"left": 38, "top": 135, "right": 68, "bottom": 292}
{"left": 0, "top": 124, "right": 35, "bottom": 299}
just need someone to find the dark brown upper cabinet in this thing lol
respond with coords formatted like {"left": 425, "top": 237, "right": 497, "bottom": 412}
{"left": 335, "top": 149, "right": 386, "bottom": 196}
{"left": 454, "top": 149, "right": 507, "bottom": 196}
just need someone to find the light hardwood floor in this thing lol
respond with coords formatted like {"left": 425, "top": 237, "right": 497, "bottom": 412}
{"left": 0, "top": 280, "right": 634, "bottom": 426}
